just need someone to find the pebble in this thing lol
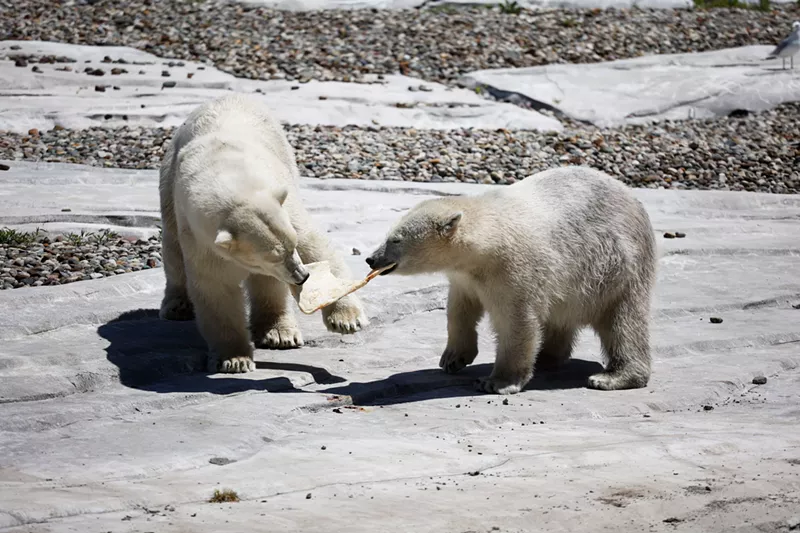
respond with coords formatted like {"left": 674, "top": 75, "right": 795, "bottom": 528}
{"left": 5, "top": 0, "right": 799, "bottom": 84}
{"left": 752, "top": 375, "right": 767, "bottom": 385}
{"left": 2, "top": 102, "right": 798, "bottom": 192}
{"left": 709, "top": 317, "right": 723, "bottom": 324}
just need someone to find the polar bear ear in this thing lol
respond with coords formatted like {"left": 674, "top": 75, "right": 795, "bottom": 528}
{"left": 214, "top": 229, "right": 235, "bottom": 251}
{"left": 274, "top": 186, "right": 289, "bottom": 206}
{"left": 439, "top": 212, "right": 462, "bottom": 236}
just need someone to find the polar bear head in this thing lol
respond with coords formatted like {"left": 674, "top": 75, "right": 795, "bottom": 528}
{"left": 213, "top": 188, "right": 309, "bottom": 285}
{"left": 366, "top": 198, "right": 463, "bottom": 276}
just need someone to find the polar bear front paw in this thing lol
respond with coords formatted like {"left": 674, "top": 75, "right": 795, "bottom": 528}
{"left": 476, "top": 376, "right": 524, "bottom": 395}
{"left": 256, "top": 326, "right": 304, "bottom": 349}
{"left": 159, "top": 294, "right": 194, "bottom": 321}
{"left": 439, "top": 346, "right": 478, "bottom": 374}
{"left": 322, "top": 296, "right": 368, "bottom": 335}
{"left": 208, "top": 355, "right": 255, "bottom": 374}
{"left": 587, "top": 371, "right": 648, "bottom": 391}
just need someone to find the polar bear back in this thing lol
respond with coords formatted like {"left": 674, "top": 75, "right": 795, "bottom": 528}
{"left": 480, "top": 166, "right": 656, "bottom": 324}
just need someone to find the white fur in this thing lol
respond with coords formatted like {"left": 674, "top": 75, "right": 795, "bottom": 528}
{"left": 159, "top": 94, "right": 367, "bottom": 373}
{"left": 368, "top": 166, "right": 657, "bottom": 394}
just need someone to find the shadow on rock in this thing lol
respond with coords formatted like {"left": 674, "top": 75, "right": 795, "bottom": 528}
{"left": 323, "top": 358, "right": 604, "bottom": 406}
{"left": 98, "top": 308, "right": 344, "bottom": 394}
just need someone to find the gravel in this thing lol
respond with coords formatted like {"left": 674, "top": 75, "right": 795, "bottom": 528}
{"left": 3, "top": 0, "right": 799, "bottom": 84}
{"left": 0, "top": 233, "right": 163, "bottom": 290}
{"left": 2, "top": 102, "right": 799, "bottom": 193}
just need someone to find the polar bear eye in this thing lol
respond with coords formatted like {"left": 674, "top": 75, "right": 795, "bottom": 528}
{"left": 390, "top": 236, "right": 402, "bottom": 245}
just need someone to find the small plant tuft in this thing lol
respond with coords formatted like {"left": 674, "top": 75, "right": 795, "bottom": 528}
{"left": 0, "top": 227, "right": 42, "bottom": 246}
{"left": 209, "top": 489, "right": 240, "bottom": 503}
{"left": 499, "top": 0, "right": 522, "bottom": 14}
{"left": 65, "top": 230, "right": 94, "bottom": 247}
{"left": 90, "top": 228, "right": 121, "bottom": 246}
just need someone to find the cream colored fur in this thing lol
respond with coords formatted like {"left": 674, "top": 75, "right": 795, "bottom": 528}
{"left": 367, "top": 166, "right": 656, "bottom": 394}
{"left": 159, "top": 94, "right": 367, "bottom": 374}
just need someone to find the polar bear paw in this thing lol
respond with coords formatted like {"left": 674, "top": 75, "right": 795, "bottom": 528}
{"left": 439, "top": 346, "right": 478, "bottom": 374}
{"left": 587, "top": 371, "right": 648, "bottom": 391}
{"left": 208, "top": 355, "right": 255, "bottom": 374}
{"left": 322, "top": 296, "right": 368, "bottom": 335}
{"left": 159, "top": 294, "right": 194, "bottom": 321}
{"left": 256, "top": 326, "right": 304, "bottom": 349}
{"left": 476, "top": 376, "right": 524, "bottom": 395}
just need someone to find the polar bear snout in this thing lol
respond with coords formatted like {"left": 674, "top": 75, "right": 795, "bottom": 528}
{"left": 291, "top": 266, "right": 310, "bottom": 285}
{"left": 286, "top": 250, "right": 310, "bottom": 285}
{"left": 366, "top": 246, "right": 397, "bottom": 275}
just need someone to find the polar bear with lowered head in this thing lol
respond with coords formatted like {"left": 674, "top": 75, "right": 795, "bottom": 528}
{"left": 159, "top": 94, "right": 367, "bottom": 373}
{"left": 367, "top": 166, "right": 656, "bottom": 394}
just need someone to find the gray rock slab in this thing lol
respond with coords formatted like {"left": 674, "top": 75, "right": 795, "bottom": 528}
{"left": 1, "top": 161, "right": 799, "bottom": 531}
{"left": 461, "top": 46, "right": 800, "bottom": 127}
{"left": 0, "top": 41, "right": 561, "bottom": 133}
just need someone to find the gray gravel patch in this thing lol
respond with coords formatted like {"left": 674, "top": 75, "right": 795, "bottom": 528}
{"left": 0, "top": 232, "right": 163, "bottom": 290}
{"left": 2, "top": 102, "right": 799, "bottom": 192}
{"left": 2, "top": 0, "right": 799, "bottom": 84}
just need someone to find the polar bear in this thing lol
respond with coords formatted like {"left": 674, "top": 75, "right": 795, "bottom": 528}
{"left": 366, "top": 166, "right": 656, "bottom": 394}
{"left": 159, "top": 94, "right": 367, "bottom": 373}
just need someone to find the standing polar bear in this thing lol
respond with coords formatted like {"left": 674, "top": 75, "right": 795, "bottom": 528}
{"left": 367, "top": 167, "right": 656, "bottom": 395}
{"left": 159, "top": 94, "right": 367, "bottom": 373}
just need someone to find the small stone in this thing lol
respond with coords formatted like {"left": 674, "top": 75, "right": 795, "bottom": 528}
{"left": 161, "top": 70, "right": 170, "bottom": 77}
{"left": 14, "top": 58, "right": 28, "bottom": 67}
{"left": 752, "top": 376, "right": 767, "bottom": 385}
{"left": 0, "top": 164, "right": 9, "bottom": 171}
{"left": 703, "top": 405, "right": 714, "bottom": 411}
{"left": 709, "top": 317, "right": 723, "bottom": 324}
{"left": 162, "top": 81, "right": 176, "bottom": 88}
{"left": 187, "top": 72, "right": 194, "bottom": 79}
{"left": 663, "top": 232, "right": 676, "bottom": 239}
{"left": 675, "top": 232, "right": 686, "bottom": 238}
{"left": 95, "top": 85, "right": 106, "bottom": 92}
{"left": 28, "top": 128, "right": 38, "bottom": 136}
{"left": 305, "top": 493, "right": 312, "bottom": 499}
{"left": 502, "top": 398, "right": 509, "bottom": 405}
{"left": 321, "top": 446, "right": 327, "bottom": 450}
{"left": 351, "top": 248, "right": 361, "bottom": 256}
{"left": 31, "top": 65, "right": 41, "bottom": 73}
{"left": 208, "top": 457, "right": 235, "bottom": 466}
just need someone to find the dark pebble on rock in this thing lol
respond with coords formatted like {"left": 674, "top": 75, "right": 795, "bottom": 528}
{"left": 752, "top": 376, "right": 767, "bottom": 385}
{"left": 703, "top": 405, "right": 714, "bottom": 411}
{"left": 709, "top": 317, "right": 723, "bottom": 324}
{"left": 663, "top": 232, "right": 676, "bottom": 239}
{"left": 95, "top": 85, "right": 106, "bottom": 92}
{"left": 162, "top": 81, "right": 176, "bottom": 88}
{"left": 14, "top": 58, "right": 28, "bottom": 67}
{"left": 351, "top": 248, "right": 361, "bottom": 255}
{"left": 0, "top": 164, "right": 9, "bottom": 171}
{"left": 675, "top": 232, "right": 686, "bottom": 238}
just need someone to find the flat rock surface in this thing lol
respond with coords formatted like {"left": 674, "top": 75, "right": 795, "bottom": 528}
{"left": 1, "top": 161, "right": 799, "bottom": 532}
{"left": 462, "top": 45, "right": 800, "bottom": 127}
{"left": 0, "top": 40, "right": 561, "bottom": 133}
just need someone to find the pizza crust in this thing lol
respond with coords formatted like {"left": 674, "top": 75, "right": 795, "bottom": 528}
{"left": 289, "top": 261, "right": 394, "bottom": 315}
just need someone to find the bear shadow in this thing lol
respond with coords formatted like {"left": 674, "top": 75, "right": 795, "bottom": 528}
{"left": 321, "top": 358, "right": 605, "bottom": 407}
{"left": 97, "top": 308, "right": 346, "bottom": 395}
